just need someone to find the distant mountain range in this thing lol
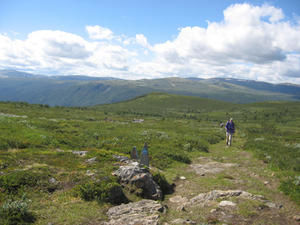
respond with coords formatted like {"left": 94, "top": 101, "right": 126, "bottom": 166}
{"left": 0, "top": 70, "right": 299, "bottom": 106}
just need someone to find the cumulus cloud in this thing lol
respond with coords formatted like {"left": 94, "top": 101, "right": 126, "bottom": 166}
{"left": 135, "top": 34, "right": 151, "bottom": 49}
{"left": 153, "top": 4, "right": 296, "bottom": 65}
{"left": 0, "top": 3, "right": 300, "bottom": 83}
{"left": 0, "top": 29, "right": 133, "bottom": 76}
{"left": 150, "top": 3, "right": 300, "bottom": 82}
{"left": 86, "top": 25, "right": 114, "bottom": 40}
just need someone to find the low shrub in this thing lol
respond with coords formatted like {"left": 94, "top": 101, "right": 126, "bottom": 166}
{"left": 0, "top": 171, "right": 38, "bottom": 193}
{"left": 181, "top": 137, "right": 209, "bottom": 152}
{"left": 0, "top": 170, "right": 57, "bottom": 193}
{"left": 164, "top": 152, "right": 191, "bottom": 164}
{"left": 76, "top": 180, "right": 128, "bottom": 205}
{"left": 204, "top": 133, "right": 224, "bottom": 144}
{"left": 0, "top": 194, "right": 35, "bottom": 225}
{"left": 279, "top": 176, "right": 300, "bottom": 204}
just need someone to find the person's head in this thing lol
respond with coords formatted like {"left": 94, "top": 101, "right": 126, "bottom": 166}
{"left": 230, "top": 118, "right": 233, "bottom": 122}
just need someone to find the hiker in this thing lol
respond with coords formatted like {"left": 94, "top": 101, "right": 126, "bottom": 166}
{"left": 140, "top": 142, "right": 149, "bottom": 167}
{"left": 225, "top": 118, "right": 235, "bottom": 146}
{"left": 130, "top": 146, "right": 138, "bottom": 159}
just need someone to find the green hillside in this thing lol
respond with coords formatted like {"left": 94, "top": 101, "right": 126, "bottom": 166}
{"left": 95, "top": 92, "right": 239, "bottom": 118}
{"left": 0, "top": 93, "right": 299, "bottom": 224}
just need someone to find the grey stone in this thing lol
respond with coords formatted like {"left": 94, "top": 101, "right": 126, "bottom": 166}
{"left": 219, "top": 200, "right": 237, "bottom": 207}
{"left": 293, "top": 215, "right": 300, "bottom": 221}
{"left": 86, "top": 170, "right": 95, "bottom": 176}
{"left": 169, "top": 195, "right": 188, "bottom": 204}
{"left": 49, "top": 177, "right": 56, "bottom": 184}
{"left": 171, "top": 218, "right": 197, "bottom": 224}
{"left": 104, "top": 199, "right": 164, "bottom": 225}
{"left": 113, "top": 155, "right": 131, "bottom": 163}
{"left": 264, "top": 201, "right": 277, "bottom": 208}
{"left": 210, "top": 208, "right": 217, "bottom": 213}
{"left": 132, "top": 119, "right": 144, "bottom": 123}
{"left": 86, "top": 157, "right": 97, "bottom": 163}
{"left": 187, "top": 190, "right": 266, "bottom": 207}
{"left": 72, "top": 151, "right": 87, "bottom": 156}
{"left": 176, "top": 205, "right": 186, "bottom": 211}
{"left": 113, "top": 162, "right": 162, "bottom": 200}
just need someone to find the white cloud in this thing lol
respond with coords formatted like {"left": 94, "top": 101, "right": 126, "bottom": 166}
{"left": 135, "top": 34, "right": 151, "bottom": 49}
{"left": 86, "top": 25, "right": 114, "bottom": 40}
{"left": 151, "top": 3, "right": 300, "bottom": 83}
{"left": 0, "top": 3, "right": 300, "bottom": 83}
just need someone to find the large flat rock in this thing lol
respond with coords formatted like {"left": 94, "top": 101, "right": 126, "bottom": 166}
{"left": 104, "top": 200, "right": 165, "bottom": 225}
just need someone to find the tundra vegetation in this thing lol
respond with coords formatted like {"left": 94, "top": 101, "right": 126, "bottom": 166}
{"left": 0, "top": 93, "right": 299, "bottom": 224}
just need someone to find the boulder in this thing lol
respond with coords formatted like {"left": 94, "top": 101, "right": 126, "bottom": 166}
{"left": 188, "top": 190, "right": 266, "bottom": 207}
{"left": 104, "top": 199, "right": 165, "bottom": 225}
{"left": 113, "top": 163, "right": 162, "bottom": 200}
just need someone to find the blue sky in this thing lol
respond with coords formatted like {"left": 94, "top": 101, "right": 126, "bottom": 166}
{"left": 1, "top": 0, "right": 299, "bottom": 42}
{"left": 0, "top": 0, "right": 300, "bottom": 83}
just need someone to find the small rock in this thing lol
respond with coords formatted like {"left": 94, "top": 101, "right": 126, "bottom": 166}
{"left": 113, "top": 155, "right": 130, "bottom": 163}
{"left": 210, "top": 208, "right": 217, "bottom": 213}
{"left": 49, "top": 178, "right": 56, "bottom": 184}
{"left": 72, "top": 151, "right": 87, "bottom": 156}
{"left": 265, "top": 202, "right": 277, "bottom": 208}
{"left": 176, "top": 205, "right": 186, "bottom": 211}
{"left": 169, "top": 195, "right": 188, "bottom": 204}
{"left": 180, "top": 176, "right": 186, "bottom": 180}
{"left": 293, "top": 215, "right": 300, "bottom": 221}
{"left": 86, "top": 170, "right": 95, "bottom": 176}
{"left": 264, "top": 181, "right": 269, "bottom": 185}
{"left": 171, "top": 218, "right": 196, "bottom": 224}
{"left": 219, "top": 200, "right": 236, "bottom": 207}
{"left": 86, "top": 157, "right": 97, "bottom": 163}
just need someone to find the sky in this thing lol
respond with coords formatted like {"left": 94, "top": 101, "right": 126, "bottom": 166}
{"left": 0, "top": 0, "right": 300, "bottom": 83}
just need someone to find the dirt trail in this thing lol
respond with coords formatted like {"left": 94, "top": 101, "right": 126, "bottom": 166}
{"left": 161, "top": 140, "right": 300, "bottom": 225}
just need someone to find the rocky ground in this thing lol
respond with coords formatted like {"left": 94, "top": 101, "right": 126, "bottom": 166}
{"left": 102, "top": 138, "right": 300, "bottom": 225}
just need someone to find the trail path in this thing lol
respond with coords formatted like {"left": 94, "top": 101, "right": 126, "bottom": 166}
{"left": 161, "top": 137, "right": 300, "bottom": 225}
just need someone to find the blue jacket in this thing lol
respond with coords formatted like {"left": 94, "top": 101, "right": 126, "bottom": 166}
{"left": 226, "top": 121, "right": 235, "bottom": 133}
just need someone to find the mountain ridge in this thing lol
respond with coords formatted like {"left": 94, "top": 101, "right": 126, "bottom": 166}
{"left": 0, "top": 70, "right": 299, "bottom": 106}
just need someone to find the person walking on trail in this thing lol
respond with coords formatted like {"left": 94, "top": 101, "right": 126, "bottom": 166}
{"left": 225, "top": 118, "right": 235, "bottom": 146}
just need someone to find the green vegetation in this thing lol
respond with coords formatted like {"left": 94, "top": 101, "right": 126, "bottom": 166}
{"left": 75, "top": 180, "right": 127, "bottom": 204}
{"left": 0, "top": 194, "right": 35, "bottom": 225}
{"left": 0, "top": 92, "right": 299, "bottom": 224}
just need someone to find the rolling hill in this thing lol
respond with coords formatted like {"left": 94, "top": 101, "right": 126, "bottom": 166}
{"left": 0, "top": 70, "right": 299, "bottom": 106}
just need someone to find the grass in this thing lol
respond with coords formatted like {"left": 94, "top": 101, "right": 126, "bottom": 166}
{"left": 0, "top": 93, "right": 299, "bottom": 224}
